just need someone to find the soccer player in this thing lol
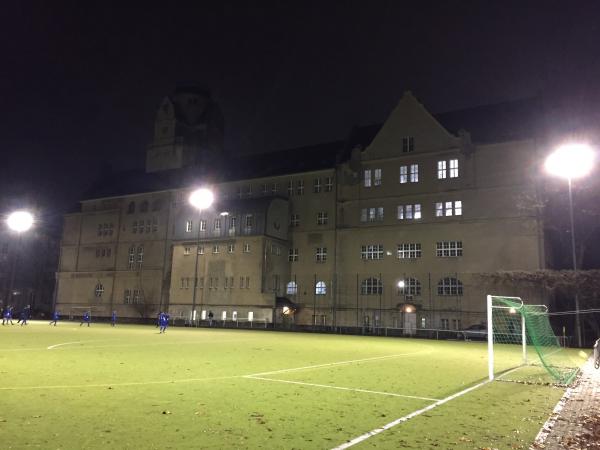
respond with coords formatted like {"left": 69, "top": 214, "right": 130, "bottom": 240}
{"left": 80, "top": 311, "right": 91, "bottom": 327}
{"left": 20, "top": 308, "right": 29, "bottom": 326}
{"left": 111, "top": 310, "right": 117, "bottom": 327}
{"left": 2, "top": 307, "right": 13, "bottom": 325}
{"left": 49, "top": 311, "right": 59, "bottom": 326}
{"left": 159, "top": 312, "right": 169, "bottom": 333}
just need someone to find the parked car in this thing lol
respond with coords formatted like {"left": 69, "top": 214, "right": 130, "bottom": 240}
{"left": 459, "top": 323, "right": 487, "bottom": 340}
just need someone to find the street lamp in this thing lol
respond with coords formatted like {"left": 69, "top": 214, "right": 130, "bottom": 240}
{"left": 545, "top": 143, "right": 595, "bottom": 347}
{"left": 5, "top": 211, "right": 34, "bottom": 309}
{"left": 189, "top": 188, "right": 214, "bottom": 325}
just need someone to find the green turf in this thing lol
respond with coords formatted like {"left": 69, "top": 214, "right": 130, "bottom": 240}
{"left": 0, "top": 322, "right": 588, "bottom": 449}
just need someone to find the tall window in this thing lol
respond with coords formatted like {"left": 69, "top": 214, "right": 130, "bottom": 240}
{"left": 374, "top": 168, "right": 382, "bottom": 186}
{"left": 124, "top": 289, "right": 131, "bottom": 304}
{"left": 261, "top": 183, "right": 268, "bottom": 195}
{"left": 296, "top": 180, "right": 304, "bottom": 195}
{"left": 243, "top": 243, "right": 250, "bottom": 253}
{"left": 435, "top": 201, "right": 462, "bottom": 217}
{"left": 228, "top": 243, "right": 235, "bottom": 253}
{"left": 140, "top": 201, "right": 149, "bottom": 213}
{"left": 315, "top": 281, "right": 327, "bottom": 295}
{"left": 397, "top": 243, "right": 421, "bottom": 259}
{"left": 436, "top": 241, "right": 463, "bottom": 257}
{"left": 438, "top": 159, "right": 460, "bottom": 179}
{"left": 128, "top": 246, "right": 135, "bottom": 269}
{"left": 200, "top": 220, "right": 207, "bottom": 231}
{"left": 361, "top": 207, "right": 384, "bottom": 222}
{"left": 137, "top": 246, "right": 144, "bottom": 268}
{"left": 313, "top": 178, "right": 322, "bottom": 193}
{"left": 398, "top": 277, "right": 421, "bottom": 296}
{"left": 410, "top": 164, "right": 419, "bottom": 182}
{"left": 288, "top": 248, "right": 298, "bottom": 262}
{"left": 449, "top": 159, "right": 459, "bottom": 178}
{"left": 397, "top": 204, "right": 421, "bottom": 220}
{"left": 325, "top": 176, "right": 333, "bottom": 192}
{"left": 152, "top": 218, "right": 158, "bottom": 232}
{"left": 244, "top": 215, "right": 253, "bottom": 234}
{"left": 402, "top": 136, "right": 414, "bottom": 153}
{"left": 198, "top": 245, "right": 204, "bottom": 255}
{"left": 229, "top": 217, "right": 237, "bottom": 235}
{"left": 361, "top": 278, "right": 383, "bottom": 295}
{"left": 361, "top": 245, "right": 384, "bottom": 260}
{"left": 271, "top": 182, "right": 279, "bottom": 193}
{"left": 185, "top": 220, "right": 193, "bottom": 232}
{"left": 127, "top": 202, "right": 135, "bottom": 214}
{"left": 290, "top": 214, "right": 300, "bottom": 227}
{"left": 214, "top": 218, "right": 221, "bottom": 234}
{"left": 317, "top": 212, "right": 328, "bottom": 225}
{"left": 287, "top": 180, "right": 294, "bottom": 196}
{"left": 246, "top": 185, "right": 253, "bottom": 197}
{"left": 95, "top": 283, "right": 104, "bottom": 297}
{"left": 437, "top": 160, "right": 447, "bottom": 179}
{"left": 286, "top": 281, "right": 298, "bottom": 295}
{"left": 316, "top": 247, "right": 327, "bottom": 263}
{"left": 437, "top": 277, "right": 463, "bottom": 296}
{"left": 364, "top": 169, "right": 371, "bottom": 187}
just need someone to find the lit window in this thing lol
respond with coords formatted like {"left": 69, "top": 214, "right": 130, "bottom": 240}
{"left": 364, "top": 169, "right": 372, "bottom": 187}
{"left": 128, "top": 246, "right": 135, "bottom": 269}
{"left": 94, "top": 283, "right": 104, "bottom": 297}
{"left": 400, "top": 165, "right": 408, "bottom": 184}
{"left": 243, "top": 243, "right": 250, "bottom": 253}
{"left": 398, "top": 204, "right": 421, "bottom": 220}
{"left": 437, "top": 277, "right": 463, "bottom": 296}
{"left": 313, "top": 178, "right": 322, "bottom": 193}
{"left": 325, "top": 177, "right": 333, "bottom": 192}
{"left": 397, "top": 277, "right": 421, "bottom": 296}
{"left": 437, "top": 160, "right": 447, "bottom": 179}
{"left": 317, "top": 212, "right": 328, "bottom": 225}
{"left": 436, "top": 241, "right": 463, "bottom": 257}
{"left": 402, "top": 136, "right": 414, "bottom": 153}
{"left": 374, "top": 168, "right": 382, "bottom": 186}
{"left": 316, "top": 247, "right": 327, "bottom": 263}
{"left": 244, "top": 215, "right": 253, "bottom": 234}
{"left": 137, "top": 246, "right": 143, "bottom": 268}
{"left": 296, "top": 180, "right": 304, "bottom": 195}
{"left": 288, "top": 248, "right": 298, "bottom": 262}
{"left": 315, "top": 281, "right": 327, "bottom": 295}
{"left": 200, "top": 220, "right": 206, "bottom": 231}
{"left": 361, "top": 278, "right": 382, "bottom": 295}
{"left": 185, "top": 220, "right": 193, "bottom": 232}
{"left": 214, "top": 218, "right": 221, "bottom": 233}
{"left": 449, "top": 159, "right": 459, "bottom": 178}
{"left": 212, "top": 244, "right": 219, "bottom": 254}
{"left": 360, "top": 245, "right": 384, "bottom": 260}
{"left": 410, "top": 164, "right": 419, "bottom": 182}
{"left": 435, "top": 202, "right": 444, "bottom": 217}
{"left": 435, "top": 201, "right": 462, "bottom": 217}
{"left": 455, "top": 201, "right": 462, "bottom": 216}
{"left": 397, "top": 243, "right": 422, "bottom": 259}
{"left": 286, "top": 281, "right": 298, "bottom": 295}
{"left": 228, "top": 243, "right": 234, "bottom": 253}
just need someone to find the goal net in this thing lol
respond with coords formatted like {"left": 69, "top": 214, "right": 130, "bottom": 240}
{"left": 487, "top": 295, "right": 579, "bottom": 385}
{"left": 69, "top": 306, "right": 103, "bottom": 321}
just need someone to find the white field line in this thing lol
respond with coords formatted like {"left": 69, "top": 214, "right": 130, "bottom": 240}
{"left": 47, "top": 341, "right": 84, "bottom": 350}
{"left": 330, "top": 380, "right": 491, "bottom": 450}
{"left": 244, "top": 376, "right": 440, "bottom": 401}
{"left": 46, "top": 337, "right": 261, "bottom": 351}
{"left": 245, "top": 349, "right": 432, "bottom": 378}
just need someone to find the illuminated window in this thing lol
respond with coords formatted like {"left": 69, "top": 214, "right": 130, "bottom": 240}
{"left": 437, "top": 277, "right": 463, "bottom": 296}
{"left": 364, "top": 169, "right": 372, "bottom": 187}
{"left": 315, "top": 281, "right": 327, "bottom": 295}
{"left": 435, "top": 201, "right": 462, "bottom": 217}
{"left": 287, "top": 180, "right": 294, "bottom": 196}
{"left": 437, "top": 160, "right": 447, "bottom": 179}
{"left": 397, "top": 204, "right": 421, "bottom": 220}
{"left": 436, "top": 241, "right": 463, "bottom": 257}
{"left": 185, "top": 220, "right": 193, "bottom": 232}
{"left": 449, "top": 159, "right": 459, "bottom": 178}
{"left": 94, "top": 283, "right": 104, "bottom": 297}
{"left": 397, "top": 243, "right": 421, "bottom": 259}
{"left": 228, "top": 243, "right": 234, "bottom": 253}
{"left": 374, "top": 168, "right": 382, "bottom": 186}
{"left": 316, "top": 247, "right": 327, "bottom": 263}
{"left": 286, "top": 281, "right": 298, "bottom": 295}
{"left": 397, "top": 277, "right": 421, "bottom": 296}
{"left": 360, "top": 245, "right": 384, "bottom": 260}
{"left": 361, "top": 278, "right": 382, "bottom": 295}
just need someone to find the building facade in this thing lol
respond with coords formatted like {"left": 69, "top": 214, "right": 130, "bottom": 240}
{"left": 56, "top": 89, "right": 549, "bottom": 331}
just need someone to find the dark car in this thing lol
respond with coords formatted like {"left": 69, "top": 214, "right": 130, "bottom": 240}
{"left": 460, "top": 323, "right": 487, "bottom": 341}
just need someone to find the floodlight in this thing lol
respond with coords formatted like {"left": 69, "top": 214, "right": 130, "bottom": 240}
{"left": 545, "top": 143, "right": 595, "bottom": 180}
{"left": 189, "top": 188, "right": 214, "bottom": 211}
{"left": 6, "top": 211, "right": 34, "bottom": 233}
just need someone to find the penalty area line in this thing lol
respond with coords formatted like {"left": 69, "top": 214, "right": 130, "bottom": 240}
{"left": 244, "top": 376, "right": 440, "bottom": 401}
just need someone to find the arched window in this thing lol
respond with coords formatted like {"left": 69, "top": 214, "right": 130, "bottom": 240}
{"left": 361, "top": 277, "right": 383, "bottom": 295}
{"left": 127, "top": 202, "right": 135, "bottom": 214}
{"left": 397, "top": 277, "right": 421, "bottom": 296}
{"left": 140, "top": 201, "right": 149, "bottom": 213}
{"left": 286, "top": 281, "right": 298, "bottom": 295}
{"left": 437, "top": 277, "right": 463, "bottom": 296}
{"left": 95, "top": 283, "right": 104, "bottom": 297}
{"left": 315, "top": 281, "right": 327, "bottom": 295}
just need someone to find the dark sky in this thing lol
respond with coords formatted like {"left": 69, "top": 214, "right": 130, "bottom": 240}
{"left": 1, "top": 1, "right": 599, "bottom": 213}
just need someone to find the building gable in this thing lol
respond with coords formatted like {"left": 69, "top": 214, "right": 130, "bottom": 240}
{"left": 363, "top": 91, "right": 460, "bottom": 160}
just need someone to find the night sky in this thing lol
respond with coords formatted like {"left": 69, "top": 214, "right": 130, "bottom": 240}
{"left": 1, "top": 1, "right": 599, "bottom": 214}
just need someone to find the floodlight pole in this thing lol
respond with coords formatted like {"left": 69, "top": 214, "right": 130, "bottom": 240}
{"left": 567, "top": 178, "right": 582, "bottom": 348}
{"left": 191, "top": 210, "right": 202, "bottom": 326}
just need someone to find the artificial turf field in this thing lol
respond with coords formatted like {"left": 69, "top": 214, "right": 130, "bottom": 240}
{"left": 0, "top": 322, "right": 588, "bottom": 449}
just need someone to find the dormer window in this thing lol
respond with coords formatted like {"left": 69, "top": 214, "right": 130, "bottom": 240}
{"left": 402, "top": 136, "right": 415, "bottom": 153}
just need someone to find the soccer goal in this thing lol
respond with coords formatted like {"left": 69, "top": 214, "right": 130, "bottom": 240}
{"left": 69, "top": 306, "right": 103, "bottom": 321}
{"left": 487, "top": 295, "right": 579, "bottom": 385}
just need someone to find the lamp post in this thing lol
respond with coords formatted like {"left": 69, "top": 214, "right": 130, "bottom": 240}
{"left": 5, "top": 211, "right": 34, "bottom": 309}
{"left": 189, "top": 188, "right": 214, "bottom": 326}
{"left": 545, "top": 143, "right": 595, "bottom": 347}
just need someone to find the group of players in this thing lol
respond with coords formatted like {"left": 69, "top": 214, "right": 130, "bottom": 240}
{"left": 2, "top": 307, "right": 170, "bottom": 332}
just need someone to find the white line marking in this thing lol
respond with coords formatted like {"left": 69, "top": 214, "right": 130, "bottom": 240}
{"left": 246, "top": 349, "right": 432, "bottom": 377}
{"left": 47, "top": 341, "right": 84, "bottom": 350}
{"left": 331, "top": 382, "right": 488, "bottom": 449}
{"left": 244, "top": 376, "right": 440, "bottom": 401}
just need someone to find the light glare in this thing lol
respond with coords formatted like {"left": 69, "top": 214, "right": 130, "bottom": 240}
{"left": 189, "top": 188, "right": 214, "bottom": 211}
{"left": 545, "top": 143, "right": 595, "bottom": 179}
{"left": 397, "top": 280, "right": 405, "bottom": 289}
{"left": 6, "top": 211, "right": 34, "bottom": 232}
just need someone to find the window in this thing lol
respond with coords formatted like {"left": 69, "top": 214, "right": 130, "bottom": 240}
{"left": 200, "top": 220, "right": 207, "bottom": 231}
{"left": 361, "top": 245, "right": 384, "bottom": 260}
{"left": 436, "top": 241, "right": 463, "bottom": 257}
{"left": 287, "top": 180, "right": 294, "bottom": 196}
{"left": 124, "top": 289, "right": 131, "bottom": 304}
{"left": 94, "top": 283, "right": 104, "bottom": 297}
{"left": 316, "top": 247, "right": 327, "bottom": 263}
{"left": 410, "top": 164, "right": 419, "bottom": 182}
{"left": 246, "top": 276, "right": 250, "bottom": 289}
{"left": 261, "top": 183, "right": 268, "bottom": 195}
{"left": 400, "top": 165, "right": 419, "bottom": 183}
{"left": 229, "top": 217, "right": 237, "bottom": 234}
{"left": 313, "top": 178, "right": 322, "bottom": 193}
{"left": 364, "top": 169, "right": 372, "bottom": 187}
{"left": 315, "top": 281, "right": 327, "bottom": 295}
{"left": 397, "top": 277, "right": 421, "bottom": 296}
{"left": 184, "top": 247, "right": 191, "bottom": 255}
{"left": 181, "top": 277, "right": 190, "bottom": 289}
{"left": 244, "top": 215, "right": 253, "bottom": 233}
{"left": 449, "top": 159, "right": 459, "bottom": 178}
{"left": 374, "top": 168, "right": 382, "bottom": 186}
{"left": 397, "top": 243, "right": 422, "bottom": 259}
{"left": 361, "top": 278, "right": 383, "bottom": 295}
{"left": 140, "top": 201, "right": 149, "bottom": 213}
{"left": 317, "top": 212, "right": 328, "bottom": 225}
{"left": 435, "top": 201, "right": 462, "bottom": 217}
{"left": 228, "top": 243, "right": 235, "bottom": 253}
{"left": 186, "top": 220, "right": 193, "bottom": 232}
{"left": 440, "top": 318, "right": 449, "bottom": 330}
{"left": 243, "top": 243, "right": 250, "bottom": 253}
{"left": 152, "top": 218, "right": 158, "bottom": 232}
{"left": 127, "top": 202, "right": 135, "bottom": 214}
{"left": 198, "top": 245, "right": 204, "bottom": 255}
{"left": 361, "top": 207, "right": 384, "bottom": 222}
{"left": 296, "top": 180, "right": 304, "bottom": 195}
{"left": 325, "top": 177, "right": 333, "bottom": 192}
{"left": 224, "top": 277, "right": 229, "bottom": 289}
{"left": 402, "top": 136, "right": 414, "bottom": 153}
{"left": 437, "top": 160, "right": 447, "bottom": 179}
{"left": 271, "top": 182, "right": 279, "bottom": 194}
{"left": 290, "top": 214, "right": 300, "bottom": 227}
{"left": 286, "top": 281, "right": 298, "bottom": 295}
{"left": 288, "top": 248, "right": 298, "bottom": 262}
{"left": 214, "top": 218, "right": 221, "bottom": 234}
{"left": 397, "top": 204, "right": 421, "bottom": 220}
{"left": 399, "top": 165, "right": 408, "bottom": 184}
{"left": 239, "top": 276, "right": 244, "bottom": 288}
{"left": 128, "top": 246, "right": 135, "bottom": 269}
{"left": 132, "top": 221, "right": 138, "bottom": 234}
{"left": 137, "top": 246, "right": 144, "bottom": 268}
{"left": 145, "top": 219, "right": 151, "bottom": 233}
{"left": 246, "top": 185, "right": 253, "bottom": 197}
{"left": 212, "top": 244, "right": 220, "bottom": 254}
{"left": 437, "top": 277, "right": 463, "bottom": 295}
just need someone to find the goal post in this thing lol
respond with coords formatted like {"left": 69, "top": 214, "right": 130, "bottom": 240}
{"left": 487, "top": 295, "right": 579, "bottom": 385}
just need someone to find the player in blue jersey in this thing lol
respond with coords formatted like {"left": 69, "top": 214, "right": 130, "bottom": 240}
{"left": 159, "top": 312, "right": 170, "bottom": 333}
{"left": 80, "top": 311, "right": 91, "bottom": 327}
{"left": 2, "top": 307, "right": 14, "bottom": 325}
{"left": 20, "top": 308, "right": 29, "bottom": 326}
{"left": 49, "top": 310, "right": 59, "bottom": 326}
{"left": 111, "top": 310, "right": 117, "bottom": 327}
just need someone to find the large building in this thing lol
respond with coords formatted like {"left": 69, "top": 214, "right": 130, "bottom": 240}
{"left": 56, "top": 87, "right": 553, "bottom": 331}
